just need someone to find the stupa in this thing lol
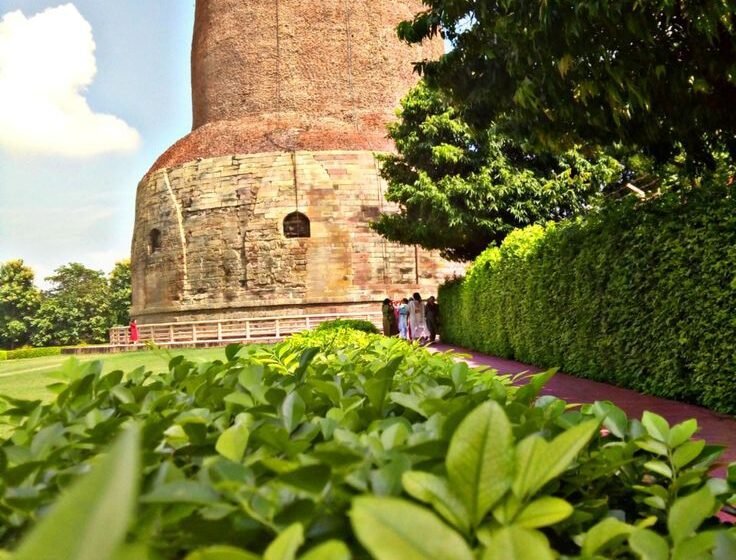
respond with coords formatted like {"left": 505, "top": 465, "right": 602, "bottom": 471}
{"left": 130, "top": 0, "right": 463, "bottom": 323}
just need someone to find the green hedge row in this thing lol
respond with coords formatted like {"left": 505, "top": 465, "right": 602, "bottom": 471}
{"left": 1, "top": 347, "right": 63, "bottom": 360}
{"left": 2, "top": 336, "right": 734, "bottom": 558}
{"left": 316, "top": 318, "right": 380, "bottom": 334}
{"left": 440, "top": 185, "right": 736, "bottom": 414}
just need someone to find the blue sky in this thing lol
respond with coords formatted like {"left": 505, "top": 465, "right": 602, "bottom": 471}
{"left": 0, "top": 1, "right": 195, "bottom": 284}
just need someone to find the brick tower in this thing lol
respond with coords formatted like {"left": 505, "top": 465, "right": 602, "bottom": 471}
{"left": 130, "top": 0, "right": 463, "bottom": 323}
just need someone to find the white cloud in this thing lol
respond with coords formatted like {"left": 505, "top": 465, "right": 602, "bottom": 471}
{"left": 0, "top": 4, "right": 140, "bottom": 156}
{"left": 0, "top": 204, "right": 128, "bottom": 288}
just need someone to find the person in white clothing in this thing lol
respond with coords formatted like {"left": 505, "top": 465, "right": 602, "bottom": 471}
{"left": 408, "top": 292, "right": 429, "bottom": 342}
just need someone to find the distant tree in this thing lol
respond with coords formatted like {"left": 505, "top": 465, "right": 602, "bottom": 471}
{"left": 31, "top": 263, "right": 112, "bottom": 347}
{"left": 399, "top": 1, "right": 736, "bottom": 169}
{"left": 109, "top": 260, "right": 131, "bottom": 326}
{"left": 372, "top": 83, "right": 622, "bottom": 261}
{"left": 0, "top": 260, "right": 41, "bottom": 349}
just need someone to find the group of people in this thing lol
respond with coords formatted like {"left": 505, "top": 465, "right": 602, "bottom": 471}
{"left": 382, "top": 292, "right": 439, "bottom": 344}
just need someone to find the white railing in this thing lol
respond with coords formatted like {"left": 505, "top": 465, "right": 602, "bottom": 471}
{"left": 109, "top": 311, "right": 382, "bottom": 346}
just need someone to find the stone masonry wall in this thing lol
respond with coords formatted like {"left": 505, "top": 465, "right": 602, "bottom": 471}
{"left": 131, "top": 151, "right": 464, "bottom": 323}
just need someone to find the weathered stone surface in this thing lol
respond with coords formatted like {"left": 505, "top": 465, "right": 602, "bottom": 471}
{"left": 131, "top": 1, "right": 464, "bottom": 323}
{"left": 132, "top": 151, "right": 464, "bottom": 322}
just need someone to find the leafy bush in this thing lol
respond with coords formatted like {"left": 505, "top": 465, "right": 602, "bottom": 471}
{"left": 5, "top": 346, "right": 62, "bottom": 360}
{"left": 0, "top": 336, "right": 734, "bottom": 559}
{"left": 315, "top": 318, "right": 380, "bottom": 334}
{"left": 0, "top": 351, "right": 6, "bottom": 361}
{"left": 440, "top": 185, "right": 736, "bottom": 414}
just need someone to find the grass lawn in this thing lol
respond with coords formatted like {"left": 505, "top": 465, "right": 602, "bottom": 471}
{"left": 0, "top": 346, "right": 234, "bottom": 402}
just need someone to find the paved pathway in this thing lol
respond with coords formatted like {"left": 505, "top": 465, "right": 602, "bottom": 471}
{"left": 437, "top": 344, "right": 736, "bottom": 469}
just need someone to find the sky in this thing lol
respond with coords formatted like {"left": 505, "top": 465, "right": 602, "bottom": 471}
{"left": 0, "top": 1, "right": 195, "bottom": 285}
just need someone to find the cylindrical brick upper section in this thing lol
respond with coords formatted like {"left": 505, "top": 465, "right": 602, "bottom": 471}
{"left": 190, "top": 0, "right": 441, "bottom": 132}
{"left": 148, "top": 0, "right": 440, "bottom": 173}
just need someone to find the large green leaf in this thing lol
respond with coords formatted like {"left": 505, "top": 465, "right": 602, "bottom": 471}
{"left": 140, "top": 481, "right": 220, "bottom": 505}
{"left": 644, "top": 460, "right": 673, "bottom": 479}
{"left": 629, "top": 529, "right": 670, "bottom": 560}
{"left": 14, "top": 424, "right": 140, "bottom": 560}
{"left": 216, "top": 420, "right": 250, "bottom": 462}
{"left": 282, "top": 392, "right": 306, "bottom": 434}
{"left": 672, "top": 532, "right": 718, "bottom": 560}
{"left": 278, "top": 465, "right": 332, "bottom": 495}
{"left": 667, "top": 487, "right": 715, "bottom": 544}
{"left": 389, "top": 393, "right": 427, "bottom": 417}
{"left": 225, "top": 343, "right": 244, "bottom": 361}
{"left": 185, "top": 546, "right": 260, "bottom": 560}
{"left": 512, "top": 419, "right": 599, "bottom": 499}
{"left": 299, "top": 540, "right": 351, "bottom": 560}
{"left": 239, "top": 364, "right": 267, "bottom": 403}
{"left": 350, "top": 497, "right": 474, "bottom": 560}
{"left": 112, "top": 542, "right": 158, "bottom": 560}
{"left": 264, "top": 523, "right": 304, "bottom": 560}
{"left": 481, "top": 526, "right": 555, "bottom": 560}
{"left": 513, "top": 496, "right": 573, "bottom": 529}
{"left": 294, "top": 347, "right": 320, "bottom": 382}
{"left": 672, "top": 440, "right": 705, "bottom": 469}
{"left": 446, "top": 401, "right": 514, "bottom": 526}
{"left": 668, "top": 419, "right": 698, "bottom": 448}
{"left": 641, "top": 412, "right": 670, "bottom": 443}
{"left": 581, "top": 517, "right": 633, "bottom": 557}
{"left": 364, "top": 357, "right": 402, "bottom": 414}
{"left": 714, "top": 531, "right": 736, "bottom": 560}
{"left": 588, "top": 401, "right": 628, "bottom": 438}
{"left": 401, "top": 471, "right": 470, "bottom": 533}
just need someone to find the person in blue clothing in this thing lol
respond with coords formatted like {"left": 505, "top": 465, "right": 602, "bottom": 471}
{"left": 397, "top": 298, "right": 410, "bottom": 339}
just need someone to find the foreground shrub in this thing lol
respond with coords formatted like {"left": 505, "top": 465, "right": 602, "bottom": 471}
{"left": 441, "top": 185, "right": 736, "bottom": 414}
{"left": 0, "top": 351, "right": 6, "bottom": 361}
{"left": 5, "top": 346, "right": 62, "bottom": 360}
{"left": 315, "top": 318, "right": 380, "bottom": 334}
{"left": 0, "top": 335, "right": 734, "bottom": 559}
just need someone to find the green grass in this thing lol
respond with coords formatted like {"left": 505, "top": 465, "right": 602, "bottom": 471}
{"left": 0, "top": 347, "right": 234, "bottom": 402}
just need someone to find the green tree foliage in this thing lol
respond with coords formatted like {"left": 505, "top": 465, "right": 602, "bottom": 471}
{"left": 399, "top": 1, "right": 736, "bottom": 168}
{"left": 373, "top": 83, "right": 621, "bottom": 261}
{"left": 30, "top": 263, "right": 112, "bottom": 347}
{"left": 0, "top": 260, "right": 41, "bottom": 349}
{"left": 108, "top": 259, "right": 131, "bottom": 326}
{"left": 439, "top": 183, "right": 736, "bottom": 414}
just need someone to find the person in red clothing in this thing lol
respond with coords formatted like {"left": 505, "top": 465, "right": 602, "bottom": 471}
{"left": 128, "top": 319, "right": 139, "bottom": 344}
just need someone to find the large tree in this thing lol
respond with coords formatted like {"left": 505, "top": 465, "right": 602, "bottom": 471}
{"left": 373, "top": 83, "right": 621, "bottom": 261}
{"left": 31, "top": 263, "right": 112, "bottom": 347}
{"left": 109, "top": 260, "right": 132, "bottom": 326}
{"left": 0, "top": 260, "right": 41, "bottom": 349}
{"left": 399, "top": 1, "right": 736, "bottom": 168}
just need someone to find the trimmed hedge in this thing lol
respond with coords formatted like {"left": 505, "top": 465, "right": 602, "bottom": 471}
{"left": 440, "top": 185, "right": 736, "bottom": 414}
{"left": 316, "top": 318, "right": 380, "bottom": 334}
{"left": 5, "top": 347, "right": 63, "bottom": 360}
{"left": 1, "top": 337, "right": 734, "bottom": 558}
{"left": 0, "top": 350, "right": 6, "bottom": 361}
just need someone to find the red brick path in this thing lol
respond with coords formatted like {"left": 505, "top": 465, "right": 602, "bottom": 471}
{"left": 436, "top": 344, "right": 736, "bottom": 468}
